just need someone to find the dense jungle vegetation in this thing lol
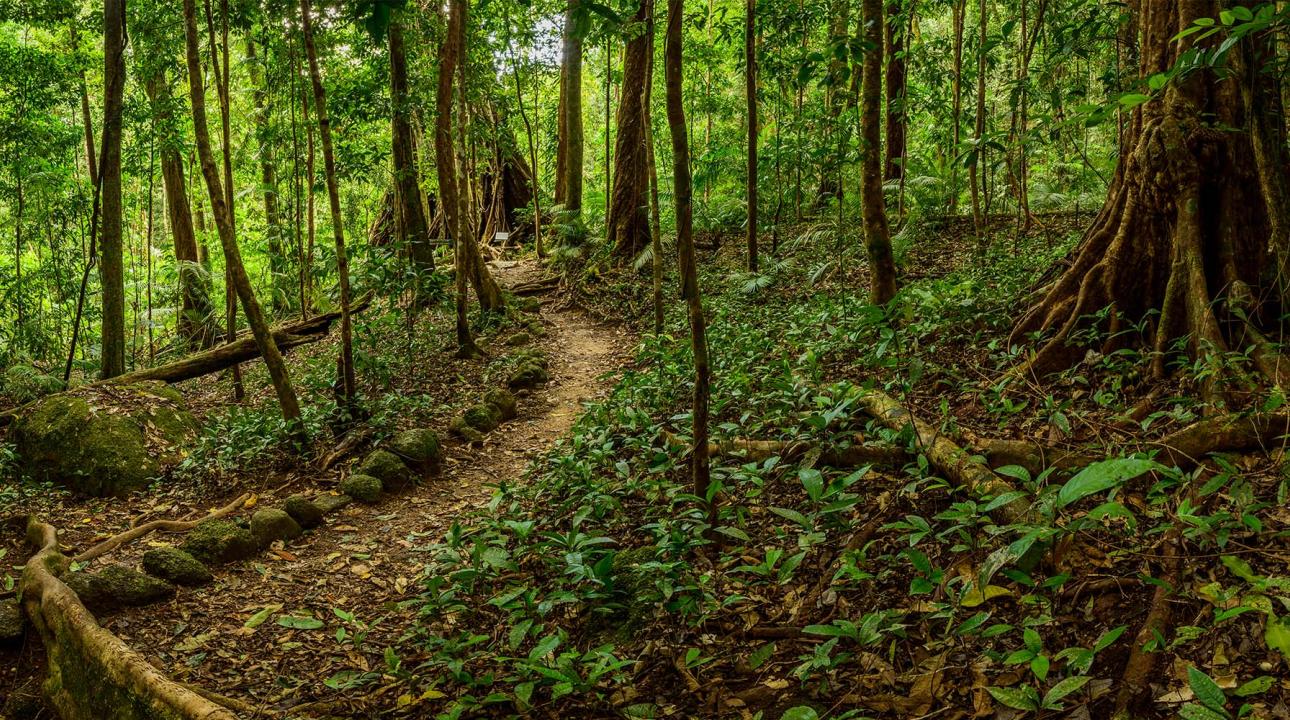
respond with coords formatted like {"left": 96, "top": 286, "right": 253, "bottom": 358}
{"left": 2, "top": 0, "right": 1290, "bottom": 718}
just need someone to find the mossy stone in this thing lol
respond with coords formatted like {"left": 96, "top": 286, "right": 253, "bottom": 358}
{"left": 65, "top": 564, "right": 175, "bottom": 611}
{"left": 358, "top": 449, "right": 414, "bottom": 490}
{"left": 313, "top": 492, "right": 352, "bottom": 514}
{"left": 508, "top": 363, "right": 549, "bottom": 389}
{"left": 483, "top": 389, "right": 518, "bottom": 421}
{"left": 505, "top": 331, "right": 532, "bottom": 346}
{"left": 141, "top": 547, "right": 212, "bottom": 586}
{"left": 9, "top": 381, "right": 198, "bottom": 497}
{"left": 389, "top": 428, "right": 442, "bottom": 473}
{"left": 517, "top": 296, "right": 542, "bottom": 313}
{"left": 462, "top": 403, "right": 502, "bottom": 432}
{"left": 283, "top": 495, "right": 325, "bottom": 528}
{"left": 250, "top": 508, "right": 303, "bottom": 545}
{"left": 0, "top": 598, "right": 24, "bottom": 643}
{"left": 180, "top": 519, "right": 258, "bottom": 565}
{"left": 340, "top": 473, "right": 383, "bottom": 503}
{"left": 449, "top": 416, "right": 486, "bottom": 444}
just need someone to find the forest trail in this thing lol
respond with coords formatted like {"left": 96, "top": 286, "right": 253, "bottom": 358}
{"left": 112, "top": 259, "right": 635, "bottom": 713}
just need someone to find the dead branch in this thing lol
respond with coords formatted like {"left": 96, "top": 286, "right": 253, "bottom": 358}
{"left": 20, "top": 516, "right": 237, "bottom": 720}
{"left": 74, "top": 493, "right": 250, "bottom": 563}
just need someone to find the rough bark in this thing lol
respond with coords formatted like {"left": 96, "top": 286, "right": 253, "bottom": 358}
{"left": 246, "top": 38, "right": 288, "bottom": 315}
{"left": 665, "top": 0, "right": 714, "bottom": 521}
{"left": 608, "top": 0, "right": 653, "bottom": 260}
{"left": 182, "top": 0, "right": 303, "bottom": 428}
{"left": 745, "top": 0, "right": 759, "bottom": 272}
{"left": 100, "top": 0, "right": 127, "bottom": 379}
{"left": 859, "top": 0, "right": 898, "bottom": 305}
{"left": 389, "top": 14, "right": 435, "bottom": 276}
{"left": 883, "top": 0, "right": 906, "bottom": 182}
{"left": 300, "top": 0, "right": 357, "bottom": 405}
{"left": 1009, "top": 0, "right": 1282, "bottom": 401}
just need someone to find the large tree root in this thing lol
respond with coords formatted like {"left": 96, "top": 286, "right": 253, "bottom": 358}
{"left": 1112, "top": 529, "right": 1181, "bottom": 717}
{"left": 19, "top": 517, "right": 237, "bottom": 720}
{"left": 708, "top": 436, "right": 909, "bottom": 468}
{"left": 74, "top": 493, "right": 250, "bottom": 563}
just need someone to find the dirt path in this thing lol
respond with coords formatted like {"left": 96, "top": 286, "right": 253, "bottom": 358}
{"left": 108, "top": 260, "right": 634, "bottom": 714}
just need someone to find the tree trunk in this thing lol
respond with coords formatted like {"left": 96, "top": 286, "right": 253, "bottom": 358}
{"left": 144, "top": 74, "right": 219, "bottom": 350}
{"left": 1010, "top": 0, "right": 1285, "bottom": 411}
{"left": 436, "top": 0, "right": 482, "bottom": 356}
{"left": 182, "top": 0, "right": 303, "bottom": 430}
{"left": 642, "top": 0, "right": 664, "bottom": 334}
{"left": 859, "top": 0, "right": 897, "bottom": 305}
{"left": 300, "top": 0, "right": 357, "bottom": 406}
{"left": 813, "top": 0, "right": 851, "bottom": 205}
{"left": 664, "top": 0, "right": 714, "bottom": 521}
{"left": 246, "top": 38, "right": 288, "bottom": 315}
{"left": 607, "top": 0, "right": 652, "bottom": 260}
{"left": 949, "top": 0, "right": 965, "bottom": 213}
{"left": 100, "top": 0, "right": 127, "bottom": 379}
{"left": 389, "top": 13, "right": 435, "bottom": 277}
{"left": 969, "top": 0, "right": 987, "bottom": 242}
{"left": 561, "top": 0, "right": 585, "bottom": 214}
{"left": 745, "top": 0, "right": 758, "bottom": 272}
{"left": 883, "top": 0, "right": 906, "bottom": 182}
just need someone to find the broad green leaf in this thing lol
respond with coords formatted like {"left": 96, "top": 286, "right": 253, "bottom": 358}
{"left": 1187, "top": 666, "right": 1228, "bottom": 714}
{"left": 243, "top": 604, "right": 282, "bottom": 629}
{"left": 1264, "top": 614, "right": 1290, "bottom": 660}
{"left": 1058, "top": 458, "right": 1158, "bottom": 508}
{"left": 1233, "top": 676, "right": 1274, "bottom": 697}
{"left": 276, "top": 615, "right": 324, "bottom": 630}
{"left": 780, "top": 707, "right": 819, "bottom": 720}
{"left": 748, "top": 642, "right": 776, "bottom": 670}
{"left": 960, "top": 584, "right": 1011, "bottom": 608}
{"left": 987, "top": 686, "right": 1038, "bottom": 711}
{"left": 1180, "top": 704, "right": 1228, "bottom": 720}
{"left": 799, "top": 468, "right": 824, "bottom": 502}
{"left": 1042, "top": 675, "right": 1091, "bottom": 706}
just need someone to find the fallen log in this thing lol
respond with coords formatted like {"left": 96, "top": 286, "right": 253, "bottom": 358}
{"left": 112, "top": 298, "right": 371, "bottom": 386}
{"left": 856, "top": 389, "right": 1028, "bottom": 522}
{"left": 708, "top": 436, "right": 909, "bottom": 468}
{"left": 19, "top": 517, "right": 237, "bottom": 720}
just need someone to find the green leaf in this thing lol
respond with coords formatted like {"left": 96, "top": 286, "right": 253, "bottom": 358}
{"left": 769, "top": 506, "right": 812, "bottom": 527}
{"left": 1264, "top": 614, "right": 1290, "bottom": 660}
{"left": 1233, "top": 676, "right": 1274, "bottom": 697}
{"left": 1042, "top": 675, "right": 1092, "bottom": 706}
{"left": 243, "top": 604, "right": 282, "bottom": 629}
{"left": 1187, "top": 666, "right": 1228, "bottom": 715}
{"left": 799, "top": 468, "right": 824, "bottom": 502}
{"left": 779, "top": 707, "right": 819, "bottom": 720}
{"left": 1058, "top": 458, "right": 1158, "bottom": 508}
{"left": 276, "top": 615, "right": 324, "bottom": 630}
{"left": 987, "top": 686, "right": 1038, "bottom": 711}
{"left": 1220, "top": 555, "right": 1260, "bottom": 584}
{"left": 1093, "top": 625, "right": 1127, "bottom": 653}
{"left": 1031, "top": 654, "right": 1050, "bottom": 682}
{"left": 1180, "top": 704, "right": 1229, "bottom": 720}
{"left": 1119, "top": 93, "right": 1151, "bottom": 108}
{"left": 748, "top": 642, "right": 776, "bottom": 670}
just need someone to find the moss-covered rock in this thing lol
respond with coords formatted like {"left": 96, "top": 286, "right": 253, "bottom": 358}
{"left": 513, "top": 347, "right": 550, "bottom": 368}
{"left": 64, "top": 564, "right": 175, "bottom": 611}
{"left": 526, "top": 320, "right": 546, "bottom": 337}
{"left": 462, "top": 403, "right": 502, "bottom": 432}
{"left": 449, "top": 417, "right": 486, "bottom": 444}
{"left": 483, "top": 389, "right": 518, "bottom": 421}
{"left": 250, "top": 508, "right": 303, "bottom": 545}
{"left": 389, "top": 428, "right": 442, "bottom": 473}
{"left": 283, "top": 495, "right": 325, "bottom": 528}
{"left": 180, "top": 518, "right": 258, "bottom": 564}
{"left": 505, "top": 331, "right": 532, "bottom": 346}
{"left": 358, "top": 449, "right": 414, "bottom": 490}
{"left": 340, "top": 473, "right": 383, "bottom": 502}
{"left": 9, "top": 381, "right": 198, "bottom": 497}
{"left": 0, "top": 598, "right": 24, "bottom": 644}
{"left": 141, "top": 547, "right": 212, "bottom": 586}
{"left": 517, "top": 296, "right": 542, "bottom": 313}
{"left": 313, "top": 492, "right": 352, "bottom": 514}
{"left": 508, "top": 363, "right": 550, "bottom": 389}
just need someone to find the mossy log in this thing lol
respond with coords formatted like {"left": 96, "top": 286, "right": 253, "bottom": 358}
{"left": 19, "top": 517, "right": 237, "bottom": 720}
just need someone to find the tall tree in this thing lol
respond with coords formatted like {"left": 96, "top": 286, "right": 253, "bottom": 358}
{"left": 1010, "top": 0, "right": 1290, "bottom": 407}
{"left": 948, "top": 0, "right": 965, "bottom": 212}
{"left": 607, "top": 0, "right": 653, "bottom": 260}
{"left": 181, "top": 0, "right": 303, "bottom": 430}
{"left": 969, "top": 0, "right": 987, "bottom": 240}
{"left": 435, "top": 0, "right": 482, "bottom": 356}
{"left": 300, "top": 0, "right": 357, "bottom": 406}
{"left": 99, "top": 0, "right": 127, "bottom": 378}
{"left": 883, "top": 0, "right": 906, "bottom": 182}
{"left": 664, "top": 0, "right": 713, "bottom": 521}
{"left": 561, "top": 0, "right": 585, "bottom": 214}
{"left": 745, "top": 0, "right": 758, "bottom": 271}
{"left": 388, "top": 10, "right": 434, "bottom": 278}
{"left": 859, "top": 0, "right": 897, "bottom": 305}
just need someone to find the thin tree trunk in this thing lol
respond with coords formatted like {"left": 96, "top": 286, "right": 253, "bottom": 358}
{"left": 970, "top": 0, "right": 987, "bottom": 243}
{"left": 99, "top": 0, "right": 127, "bottom": 379}
{"left": 561, "top": 0, "right": 585, "bottom": 214}
{"left": 883, "top": 0, "right": 906, "bottom": 182}
{"left": 303, "top": 59, "right": 317, "bottom": 319}
{"left": 300, "top": 0, "right": 357, "bottom": 406}
{"left": 860, "top": 0, "right": 897, "bottom": 305}
{"left": 247, "top": 38, "right": 288, "bottom": 314}
{"left": 949, "top": 0, "right": 965, "bottom": 213}
{"left": 504, "top": 7, "right": 543, "bottom": 256}
{"left": 642, "top": 0, "right": 664, "bottom": 334}
{"left": 389, "top": 13, "right": 435, "bottom": 279}
{"left": 182, "top": 0, "right": 303, "bottom": 432}
{"left": 607, "top": 0, "right": 653, "bottom": 260}
{"left": 664, "top": 0, "right": 714, "bottom": 522}
{"left": 745, "top": 0, "right": 758, "bottom": 272}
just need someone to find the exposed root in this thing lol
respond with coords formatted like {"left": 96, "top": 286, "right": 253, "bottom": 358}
{"left": 1151, "top": 412, "right": 1290, "bottom": 468}
{"left": 1112, "top": 528, "right": 1181, "bottom": 717}
{"left": 75, "top": 494, "right": 250, "bottom": 563}
{"left": 20, "top": 517, "right": 237, "bottom": 720}
{"left": 509, "top": 276, "right": 560, "bottom": 296}
{"left": 707, "top": 436, "right": 909, "bottom": 468}
{"left": 856, "top": 389, "right": 1027, "bottom": 522}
